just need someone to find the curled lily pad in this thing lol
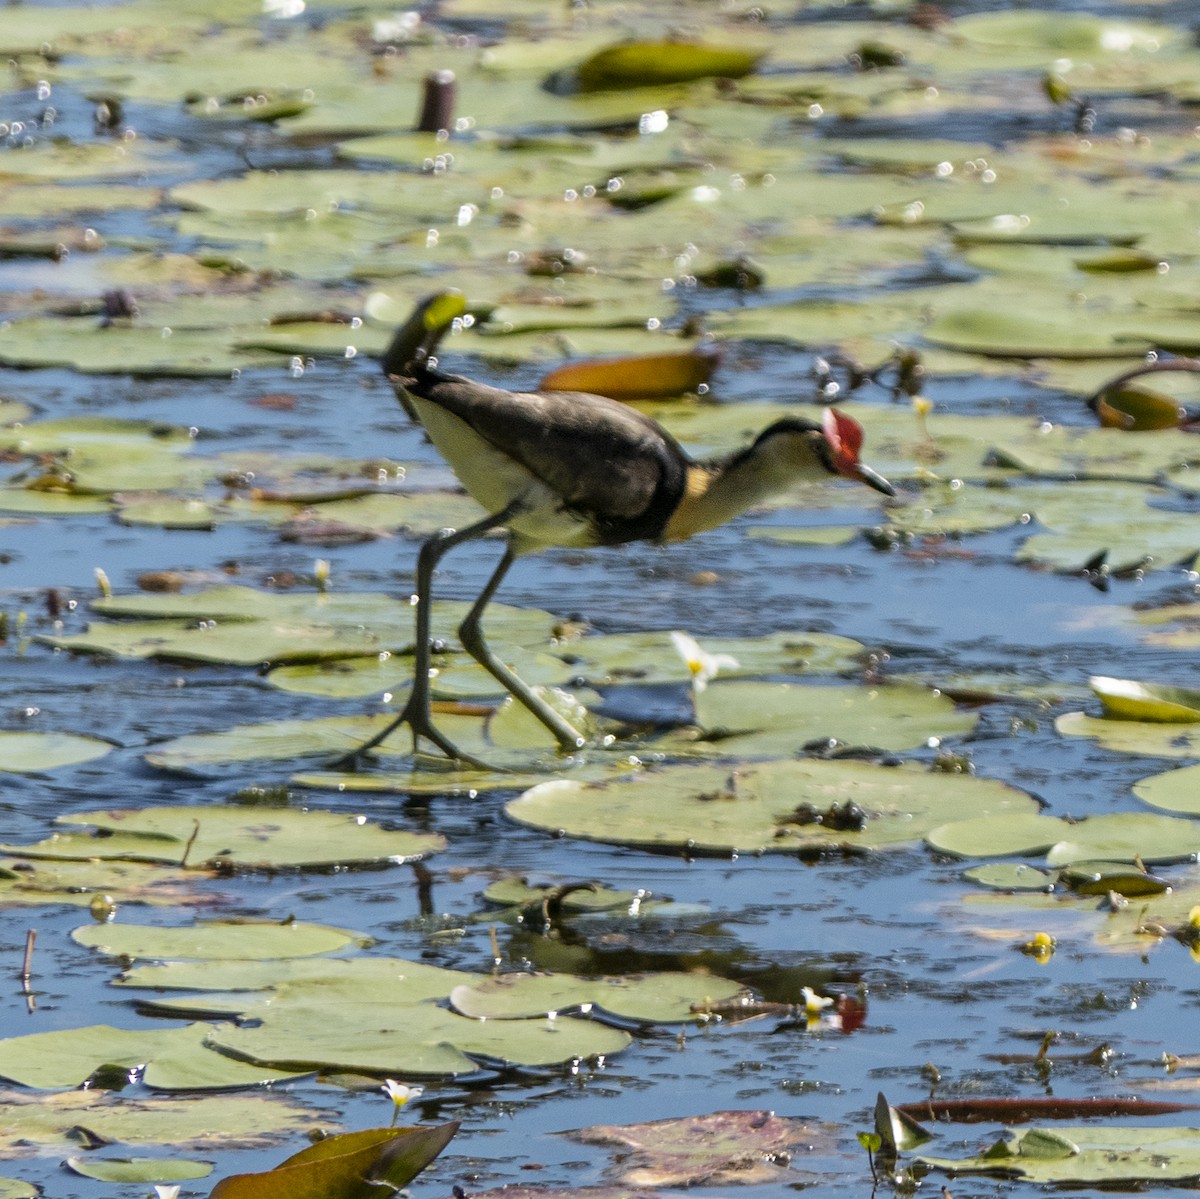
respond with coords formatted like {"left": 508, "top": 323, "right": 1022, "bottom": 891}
{"left": 558, "top": 42, "right": 765, "bottom": 94}
{"left": 1058, "top": 862, "right": 1170, "bottom": 896}
{"left": 1093, "top": 383, "right": 1185, "bottom": 430}
{"left": 1089, "top": 676, "right": 1200, "bottom": 723}
{"left": 209, "top": 1124, "right": 459, "bottom": 1199}
{"left": 538, "top": 349, "right": 717, "bottom": 400}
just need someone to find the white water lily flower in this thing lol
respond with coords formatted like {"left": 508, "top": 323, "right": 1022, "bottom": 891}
{"left": 670, "top": 631, "right": 739, "bottom": 694}
{"left": 382, "top": 1079, "right": 424, "bottom": 1123}
{"left": 801, "top": 986, "right": 834, "bottom": 1015}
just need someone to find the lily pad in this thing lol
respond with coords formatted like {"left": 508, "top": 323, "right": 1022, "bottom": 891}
{"left": 962, "top": 863, "right": 1056, "bottom": 892}
{"left": 1133, "top": 763, "right": 1200, "bottom": 816}
{"left": 681, "top": 679, "right": 978, "bottom": 756}
{"left": 0, "top": 1018, "right": 275, "bottom": 1090}
{"left": 1043, "top": 812, "right": 1200, "bottom": 866}
{"left": 1056, "top": 711, "right": 1200, "bottom": 758}
{"left": 65, "top": 1156, "right": 212, "bottom": 1183}
{"left": 0, "top": 1086, "right": 322, "bottom": 1155}
{"left": 10, "top": 804, "right": 442, "bottom": 871}
{"left": 920, "top": 1124, "right": 1200, "bottom": 1184}
{"left": 71, "top": 918, "right": 363, "bottom": 961}
{"left": 0, "top": 731, "right": 112, "bottom": 773}
{"left": 928, "top": 813, "right": 1076, "bottom": 859}
{"left": 563, "top": 42, "right": 765, "bottom": 93}
{"left": 566, "top": 1110, "right": 834, "bottom": 1187}
{"left": 448, "top": 971, "right": 745, "bottom": 1024}
{"left": 1089, "top": 676, "right": 1200, "bottom": 723}
{"left": 564, "top": 629, "right": 865, "bottom": 688}
{"left": 207, "top": 999, "right": 631, "bottom": 1076}
{"left": 507, "top": 760, "right": 1037, "bottom": 854}
{"left": 0, "top": 857, "right": 215, "bottom": 910}
{"left": 210, "top": 1123, "right": 459, "bottom": 1199}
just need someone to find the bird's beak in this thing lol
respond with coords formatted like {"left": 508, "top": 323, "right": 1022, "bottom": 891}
{"left": 851, "top": 461, "right": 895, "bottom": 496}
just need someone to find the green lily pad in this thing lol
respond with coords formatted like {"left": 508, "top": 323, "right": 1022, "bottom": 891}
{"left": 208, "top": 999, "right": 631, "bottom": 1076}
{"left": 1133, "top": 763, "right": 1200, "bottom": 815}
{"left": 115, "top": 955, "right": 475, "bottom": 1004}
{"left": 41, "top": 617, "right": 400, "bottom": 667}
{"left": 564, "top": 629, "right": 865, "bottom": 688}
{"left": 0, "top": 1087, "right": 321, "bottom": 1153}
{"left": 4, "top": 805, "right": 444, "bottom": 871}
{"left": 924, "top": 307, "right": 1145, "bottom": 359}
{"left": 115, "top": 496, "right": 219, "bottom": 529}
{"left": 962, "top": 863, "right": 1056, "bottom": 892}
{"left": 0, "top": 1021, "right": 311, "bottom": 1091}
{"left": 0, "top": 857, "right": 215, "bottom": 909}
{"left": 0, "top": 318, "right": 278, "bottom": 377}
{"left": 448, "top": 971, "right": 745, "bottom": 1024}
{"left": 682, "top": 679, "right": 978, "bottom": 756}
{"left": 927, "top": 813, "right": 1076, "bottom": 859}
{"left": 920, "top": 1124, "right": 1200, "bottom": 1184}
{"left": 1043, "top": 812, "right": 1200, "bottom": 866}
{"left": 0, "top": 731, "right": 112, "bottom": 773}
{"left": 507, "top": 760, "right": 1037, "bottom": 854}
{"left": 0, "top": 489, "right": 112, "bottom": 516}
{"left": 1056, "top": 711, "right": 1200, "bottom": 758}
{"left": 65, "top": 1156, "right": 212, "bottom": 1183}
{"left": 71, "top": 918, "right": 364, "bottom": 961}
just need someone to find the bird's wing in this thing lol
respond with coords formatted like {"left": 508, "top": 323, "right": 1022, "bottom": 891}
{"left": 411, "top": 373, "right": 688, "bottom": 542}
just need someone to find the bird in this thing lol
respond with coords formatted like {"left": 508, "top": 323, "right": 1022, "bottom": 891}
{"left": 340, "top": 291, "right": 895, "bottom": 768}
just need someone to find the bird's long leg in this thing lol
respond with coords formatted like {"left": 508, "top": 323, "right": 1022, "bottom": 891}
{"left": 457, "top": 538, "right": 587, "bottom": 753}
{"left": 330, "top": 506, "right": 517, "bottom": 770}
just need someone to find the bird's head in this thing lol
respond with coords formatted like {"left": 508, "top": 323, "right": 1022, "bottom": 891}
{"left": 752, "top": 409, "right": 894, "bottom": 496}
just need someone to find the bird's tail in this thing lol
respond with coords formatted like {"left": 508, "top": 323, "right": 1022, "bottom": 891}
{"left": 381, "top": 291, "right": 468, "bottom": 379}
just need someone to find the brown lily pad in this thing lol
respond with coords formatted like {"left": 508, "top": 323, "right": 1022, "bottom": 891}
{"left": 565, "top": 1110, "right": 836, "bottom": 1187}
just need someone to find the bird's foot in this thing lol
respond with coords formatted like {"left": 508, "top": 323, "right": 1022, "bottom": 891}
{"left": 326, "top": 699, "right": 496, "bottom": 773}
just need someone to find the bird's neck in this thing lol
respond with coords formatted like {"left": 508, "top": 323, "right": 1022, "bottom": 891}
{"left": 662, "top": 440, "right": 818, "bottom": 543}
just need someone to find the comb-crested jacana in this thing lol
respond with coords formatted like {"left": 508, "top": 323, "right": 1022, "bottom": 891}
{"left": 342, "top": 293, "right": 894, "bottom": 767}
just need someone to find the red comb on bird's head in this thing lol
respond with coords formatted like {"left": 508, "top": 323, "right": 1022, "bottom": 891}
{"left": 822, "top": 408, "right": 894, "bottom": 496}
